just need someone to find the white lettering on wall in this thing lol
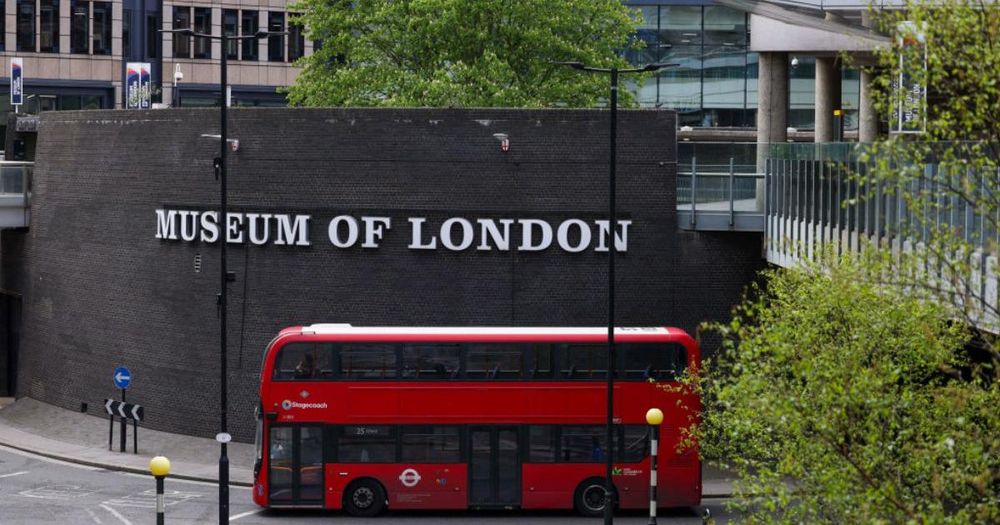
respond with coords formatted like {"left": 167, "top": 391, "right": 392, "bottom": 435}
{"left": 155, "top": 209, "right": 632, "bottom": 252}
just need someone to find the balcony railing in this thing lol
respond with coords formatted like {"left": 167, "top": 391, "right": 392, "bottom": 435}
{"left": 0, "top": 161, "right": 33, "bottom": 228}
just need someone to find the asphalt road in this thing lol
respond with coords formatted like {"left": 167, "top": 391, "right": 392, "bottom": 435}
{"left": 0, "top": 445, "right": 733, "bottom": 524}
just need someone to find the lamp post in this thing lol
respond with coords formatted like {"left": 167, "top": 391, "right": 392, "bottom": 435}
{"left": 554, "top": 61, "right": 676, "bottom": 525}
{"left": 161, "top": 26, "right": 282, "bottom": 525}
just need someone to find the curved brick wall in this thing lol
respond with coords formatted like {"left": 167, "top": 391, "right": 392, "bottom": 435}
{"left": 1, "top": 108, "right": 764, "bottom": 441}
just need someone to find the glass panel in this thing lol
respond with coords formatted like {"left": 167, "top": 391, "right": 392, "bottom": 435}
{"left": 92, "top": 2, "right": 111, "bottom": 55}
{"left": 529, "top": 344, "right": 553, "bottom": 379}
{"left": 659, "top": 46, "right": 702, "bottom": 111}
{"left": 659, "top": 5, "right": 701, "bottom": 47}
{"left": 17, "top": 0, "right": 35, "bottom": 52}
{"left": 626, "top": 6, "right": 659, "bottom": 66}
{"left": 81, "top": 95, "right": 102, "bottom": 109}
{"left": 465, "top": 344, "right": 524, "bottom": 379}
{"left": 469, "top": 430, "right": 490, "bottom": 505}
{"left": 268, "top": 427, "right": 294, "bottom": 502}
{"left": 621, "top": 343, "right": 687, "bottom": 381}
{"left": 172, "top": 7, "right": 191, "bottom": 58}
{"left": 224, "top": 9, "right": 238, "bottom": 59}
{"left": 146, "top": 14, "right": 160, "bottom": 59}
{"left": 400, "top": 426, "right": 461, "bottom": 463}
{"left": 562, "top": 345, "right": 607, "bottom": 379}
{"left": 241, "top": 11, "right": 259, "bottom": 61}
{"left": 0, "top": 1, "right": 5, "bottom": 51}
{"left": 339, "top": 344, "right": 397, "bottom": 379}
{"left": 497, "top": 429, "right": 519, "bottom": 504}
{"left": 621, "top": 426, "right": 649, "bottom": 463}
{"left": 789, "top": 56, "right": 816, "bottom": 129}
{"left": 194, "top": 7, "right": 211, "bottom": 59}
{"left": 528, "top": 426, "right": 556, "bottom": 462}
{"left": 59, "top": 95, "right": 82, "bottom": 110}
{"left": 401, "top": 344, "right": 460, "bottom": 379}
{"left": 560, "top": 426, "right": 606, "bottom": 463}
{"left": 339, "top": 425, "right": 395, "bottom": 463}
{"left": 746, "top": 52, "right": 759, "bottom": 109}
{"left": 703, "top": 6, "right": 745, "bottom": 47}
{"left": 299, "top": 427, "right": 324, "bottom": 501}
{"left": 40, "top": 0, "right": 59, "bottom": 53}
{"left": 268, "top": 11, "right": 285, "bottom": 62}
{"left": 72, "top": 1, "right": 90, "bottom": 54}
{"left": 703, "top": 49, "right": 747, "bottom": 110}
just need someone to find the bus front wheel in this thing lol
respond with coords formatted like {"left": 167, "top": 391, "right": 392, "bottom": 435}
{"left": 343, "top": 478, "right": 387, "bottom": 517}
{"left": 574, "top": 477, "right": 617, "bottom": 517}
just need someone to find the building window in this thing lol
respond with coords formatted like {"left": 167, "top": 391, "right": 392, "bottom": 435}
{"left": 72, "top": 1, "right": 90, "bottom": 54}
{"left": 193, "top": 7, "right": 211, "bottom": 59}
{"left": 268, "top": 12, "right": 284, "bottom": 62}
{"left": 92, "top": 2, "right": 111, "bottom": 55}
{"left": 146, "top": 13, "right": 160, "bottom": 59}
{"left": 17, "top": 0, "right": 35, "bottom": 52}
{"left": 173, "top": 7, "right": 191, "bottom": 58}
{"left": 39, "top": 0, "right": 59, "bottom": 53}
{"left": 287, "top": 18, "right": 304, "bottom": 61}
{"left": 0, "top": 2, "right": 5, "bottom": 51}
{"left": 241, "top": 10, "right": 258, "bottom": 61}
{"left": 122, "top": 8, "right": 131, "bottom": 58}
{"left": 223, "top": 9, "right": 238, "bottom": 59}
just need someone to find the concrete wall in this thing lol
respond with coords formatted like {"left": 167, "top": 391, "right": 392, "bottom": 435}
{"left": 2, "top": 108, "right": 764, "bottom": 441}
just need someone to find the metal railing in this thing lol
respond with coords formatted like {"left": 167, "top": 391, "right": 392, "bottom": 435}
{"left": 677, "top": 148, "right": 765, "bottom": 232}
{"left": 0, "top": 161, "right": 33, "bottom": 228}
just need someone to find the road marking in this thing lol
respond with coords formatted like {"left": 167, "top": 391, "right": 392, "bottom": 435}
{"left": 230, "top": 509, "right": 262, "bottom": 521}
{"left": 99, "top": 504, "right": 133, "bottom": 525}
{"left": 18, "top": 484, "right": 96, "bottom": 499}
{"left": 0, "top": 470, "right": 28, "bottom": 478}
{"left": 85, "top": 507, "right": 104, "bottom": 524}
{"left": 103, "top": 489, "right": 203, "bottom": 508}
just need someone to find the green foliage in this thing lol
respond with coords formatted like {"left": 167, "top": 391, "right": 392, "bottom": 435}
{"left": 286, "top": 0, "right": 641, "bottom": 107}
{"left": 696, "top": 248, "right": 1000, "bottom": 524}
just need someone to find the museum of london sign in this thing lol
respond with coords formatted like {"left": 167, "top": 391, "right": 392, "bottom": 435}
{"left": 154, "top": 209, "right": 631, "bottom": 253}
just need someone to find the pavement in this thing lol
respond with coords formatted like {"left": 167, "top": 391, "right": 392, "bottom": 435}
{"left": 0, "top": 397, "right": 735, "bottom": 497}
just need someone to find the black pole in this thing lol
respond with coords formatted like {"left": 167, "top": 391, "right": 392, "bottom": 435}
{"left": 648, "top": 423, "right": 659, "bottom": 525}
{"left": 219, "top": 32, "right": 230, "bottom": 525}
{"left": 604, "top": 66, "right": 618, "bottom": 525}
{"left": 156, "top": 476, "right": 165, "bottom": 525}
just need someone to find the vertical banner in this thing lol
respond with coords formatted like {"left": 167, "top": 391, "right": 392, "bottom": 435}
{"left": 125, "top": 63, "right": 140, "bottom": 109}
{"left": 125, "top": 62, "right": 151, "bottom": 109}
{"left": 894, "top": 21, "right": 927, "bottom": 134}
{"left": 10, "top": 58, "right": 23, "bottom": 108}
{"left": 139, "top": 62, "right": 151, "bottom": 109}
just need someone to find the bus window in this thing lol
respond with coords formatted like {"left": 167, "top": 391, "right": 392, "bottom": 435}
{"left": 561, "top": 426, "right": 606, "bottom": 462}
{"left": 273, "top": 343, "right": 327, "bottom": 381}
{"left": 401, "top": 345, "right": 460, "bottom": 379}
{"left": 528, "top": 426, "right": 557, "bottom": 462}
{"left": 400, "top": 426, "right": 461, "bottom": 462}
{"left": 620, "top": 425, "right": 650, "bottom": 462}
{"left": 622, "top": 343, "right": 687, "bottom": 381}
{"left": 529, "top": 344, "right": 554, "bottom": 379}
{"left": 338, "top": 425, "right": 395, "bottom": 463}
{"left": 562, "top": 345, "right": 608, "bottom": 379}
{"left": 466, "top": 344, "right": 525, "bottom": 379}
{"left": 339, "top": 344, "right": 397, "bottom": 379}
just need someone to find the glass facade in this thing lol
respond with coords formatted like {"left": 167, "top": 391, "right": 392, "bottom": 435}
{"left": 626, "top": 1, "right": 860, "bottom": 131}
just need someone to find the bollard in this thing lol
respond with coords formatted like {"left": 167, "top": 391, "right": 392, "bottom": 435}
{"left": 149, "top": 456, "right": 171, "bottom": 525}
{"left": 645, "top": 408, "right": 664, "bottom": 525}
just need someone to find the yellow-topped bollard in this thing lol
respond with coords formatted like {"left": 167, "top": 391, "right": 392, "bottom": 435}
{"left": 645, "top": 407, "right": 664, "bottom": 426}
{"left": 149, "top": 456, "right": 171, "bottom": 525}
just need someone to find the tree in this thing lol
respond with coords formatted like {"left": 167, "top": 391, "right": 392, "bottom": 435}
{"left": 694, "top": 249, "right": 999, "bottom": 524}
{"left": 286, "top": 0, "right": 640, "bottom": 108}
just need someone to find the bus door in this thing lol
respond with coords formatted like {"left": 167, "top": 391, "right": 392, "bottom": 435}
{"left": 268, "top": 425, "right": 324, "bottom": 507}
{"left": 468, "top": 426, "right": 520, "bottom": 507}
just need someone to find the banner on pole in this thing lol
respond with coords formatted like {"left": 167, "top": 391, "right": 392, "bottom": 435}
{"left": 11, "top": 58, "right": 23, "bottom": 107}
{"left": 893, "top": 21, "right": 927, "bottom": 134}
{"left": 125, "top": 62, "right": 151, "bottom": 109}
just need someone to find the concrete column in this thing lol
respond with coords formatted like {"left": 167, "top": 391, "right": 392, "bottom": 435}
{"left": 859, "top": 68, "right": 877, "bottom": 143}
{"left": 756, "top": 52, "right": 789, "bottom": 211}
{"left": 814, "top": 56, "right": 841, "bottom": 143}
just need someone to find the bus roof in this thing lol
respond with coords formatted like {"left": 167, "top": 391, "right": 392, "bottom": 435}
{"left": 293, "top": 324, "right": 676, "bottom": 337}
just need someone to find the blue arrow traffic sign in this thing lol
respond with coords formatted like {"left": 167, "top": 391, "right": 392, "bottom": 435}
{"left": 113, "top": 366, "right": 132, "bottom": 390}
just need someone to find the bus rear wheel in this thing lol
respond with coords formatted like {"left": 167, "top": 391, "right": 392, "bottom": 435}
{"left": 343, "top": 478, "right": 387, "bottom": 517}
{"left": 574, "top": 477, "right": 616, "bottom": 517}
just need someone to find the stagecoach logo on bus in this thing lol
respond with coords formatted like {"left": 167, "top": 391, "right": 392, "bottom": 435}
{"left": 280, "top": 399, "right": 328, "bottom": 410}
{"left": 154, "top": 209, "right": 632, "bottom": 253}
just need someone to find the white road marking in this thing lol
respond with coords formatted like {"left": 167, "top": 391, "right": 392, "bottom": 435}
{"left": 18, "top": 484, "right": 96, "bottom": 499}
{"left": 85, "top": 507, "right": 104, "bottom": 524}
{"left": 230, "top": 509, "right": 262, "bottom": 521}
{"left": 99, "top": 504, "right": 133, "bottom": 525}
{"left": 0, "top": 470, "right": 29, "bottom": 478}
{"left": 103, "top": 489, "right": 202, "bottom": 508}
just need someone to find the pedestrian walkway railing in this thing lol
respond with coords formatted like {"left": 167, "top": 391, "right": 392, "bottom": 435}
{"left": 677, "top": 157, "right": 764, "bottom": 231}
{"left": 0, "top": 161, "right": 32, "bottom": 228}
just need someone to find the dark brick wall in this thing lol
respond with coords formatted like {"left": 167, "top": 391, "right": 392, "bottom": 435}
{"left": 2, "top": 108, "right": 764, "bottom": 441}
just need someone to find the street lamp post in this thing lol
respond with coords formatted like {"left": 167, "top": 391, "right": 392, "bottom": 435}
{"left": 554, "top": 61, "right": 676, "bottom": 525}
{"left": 161, "top": 26, "right": 282, "bottom": 525}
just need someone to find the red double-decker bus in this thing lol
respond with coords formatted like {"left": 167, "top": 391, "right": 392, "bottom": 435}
{"left": 252, "top": 325, "right": 701, "bottom": 516}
